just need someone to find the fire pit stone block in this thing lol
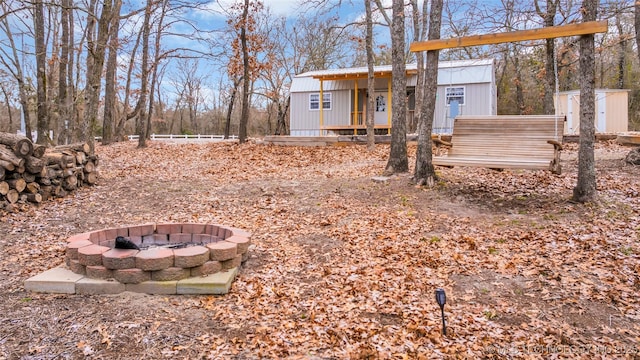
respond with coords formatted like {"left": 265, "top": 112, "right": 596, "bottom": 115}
{"left": 86, "top": 265, "right": 114, "bottom": 279}
{"left": 207, "top": 241, "right": 238, "bottom": 261}
{"left": 192, "top": 234, "right": 217, "bottom": 244}
{"left": 89, "top": 230, "right": 107, "bottom": 243}
{"left": 66, "top": 239, "right": 94, "bottom": 260}
{"left": 191, "top": 261, "right": 222, "bottom": 277}
{"left": 136, "top": 248, "right": 174, "bottom": 271}
{"left": 173, "top": 246, "right": 209, "bottom": 268}
{"left": 113, "top": 268, "right": 151, "bottom": 284}
{"left": 169, "top": 233, "right": 193, "bottom": 243}
{"left": 182, "top": 223, "right": 206, "bottom": 235}
{"left": 128, "top": 224, "right": 155, "bottom": 237}
{"left": 143, "top": 233, "right": 168, "bottom": 245}
{"left": 152, "top": 267, "right": 191, "bottom": 281}
{"left": 78, "top": 244, "right": 110, "bottom": 266}
{"left": 221, "top": 254, "right": 243, "bottom": 270}
{"left": 156, "top": 223, "right": 182, "bottom": 235}
{"left": 66, "top": 232, "right": 91, "bottom": 243}
{"left": 225, "top": 235, "right": 251, "bottom": 254}
{"left": 102, "top": 249, "right": 139, "bottom": 269}
{"left": 68, "top": 259, "right": 86, "bottom": 275}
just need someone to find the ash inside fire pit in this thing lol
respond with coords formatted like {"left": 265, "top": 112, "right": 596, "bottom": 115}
{"left": 140, "top": 242, "right": 205, "bottom": 250}
{"left": 115, "top": 235, "right": 210, "bottom": 250}
{"left": 64, "top": 223, "right": 251, "bottom": 284}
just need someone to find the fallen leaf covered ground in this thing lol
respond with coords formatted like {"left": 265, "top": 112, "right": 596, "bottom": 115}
{"left": 0, "top": 140, "right": 639, "bottom": 359}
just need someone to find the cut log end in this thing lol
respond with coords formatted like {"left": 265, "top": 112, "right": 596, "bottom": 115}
{"left": 26, "top": 193, "right": 43, "bottom": 203}
{"left": 0, "top": 181, "right": 8, "bottom": 195}
{"left": 6, "top": 189, "right": 19, "bottom": 204}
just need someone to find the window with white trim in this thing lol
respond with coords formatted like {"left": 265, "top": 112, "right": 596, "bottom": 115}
{"left": 309, "top": 93, "right": 332, "bottom": 110}
{"left": 445, "top": 86, "right": 465, "bottom": 105}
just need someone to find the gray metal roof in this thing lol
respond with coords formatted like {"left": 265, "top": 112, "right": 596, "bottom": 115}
{"left": 291, "top": 59, "right": 495, "bottom": 92}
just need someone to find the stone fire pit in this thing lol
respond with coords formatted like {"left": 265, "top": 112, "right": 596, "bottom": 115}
{"left": 25, "top": 223, "right": 251, "bottom": 295}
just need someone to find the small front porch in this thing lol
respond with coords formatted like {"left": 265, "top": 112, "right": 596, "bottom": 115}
{"left": 313, "top": 68, "right": 418, "bottom": 136}
{"left": 321, "top": 109, "right": 415, "bottom": 135}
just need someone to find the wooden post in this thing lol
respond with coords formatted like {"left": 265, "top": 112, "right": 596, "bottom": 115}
{"left": 319, "top": 79, "right": 324, "bottom": 136}
{"left": 354, "top": 80, "right": 359, "bottom": 135}
{"left": 387, "top": 77, "right": 392, "bottom": 135}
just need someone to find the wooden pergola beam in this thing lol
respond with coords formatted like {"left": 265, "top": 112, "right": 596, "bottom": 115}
{"left": 410, "top": 20, "right": 608, "bottom": 52}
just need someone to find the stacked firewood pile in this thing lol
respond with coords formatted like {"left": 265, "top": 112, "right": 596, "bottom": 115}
{"left": 0, "top": 132, "right": 98, "bottom": 210}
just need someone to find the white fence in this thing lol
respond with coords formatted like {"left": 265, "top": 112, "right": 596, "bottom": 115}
{"left": 96, "top": 134, "right": 238, "bottom": 142}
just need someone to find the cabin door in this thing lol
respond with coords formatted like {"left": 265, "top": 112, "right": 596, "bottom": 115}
{"left": 374, "top": 92, "right": 388, "bottom": 125}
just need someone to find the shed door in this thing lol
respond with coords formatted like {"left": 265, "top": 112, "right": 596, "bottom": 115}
{"left": 569, "top": 95, "right": 580, "bottom": 134}
{"left": 596, "top": 92, "right": 606, "bottom": 132}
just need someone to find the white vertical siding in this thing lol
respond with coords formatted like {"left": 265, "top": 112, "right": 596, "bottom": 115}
{"left": 290, "top": 59, "right": 496, "bottom": 135}
{"left": 433, "top": 83, "right": 494, "bottom": 134}
{"left": 556, "top": 89, "right": 629, "bottom": 134}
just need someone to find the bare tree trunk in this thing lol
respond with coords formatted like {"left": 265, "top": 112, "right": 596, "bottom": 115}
{"left": 542, "top": 37, "right": 555, "bottom": 114}
{"left": 535, "top": 0, "right": 558, "bottom": 115}
{"left": 514, "top": 55, "right": 525, "bottom": 114}
{"left": 413, "top": 0, "right": 442, "bottom": 187}
{"left": 136, "top": 1, "right": 153, "bottom": 148}
{"left": 365, "top": 0, "right": 375, "bottom": 151}
{"left": 117, "top": 27, "right": 142, "bottom": 140}
{"left": 636, "top": 1, "right": 640, "bottom": 67}
{"left": 572, "top": 0, "right": 597, "bottom": 203}
{"left": 66, "top": 1, "right": 76, "bottom": 144}
{"left": 409, "top": 0, "right": 426, "bottom": 134}
{"left": 238, "top": 0, "right": 250, "bottom": 143}
{"left": 20, "top": 91, "right": 32, "bottom": 141}
{"left": 0, "top": 85, "right": 12, "bottom": 131}
{"left": 225, "top": 78, "right": 241, "bottom": 139}
{"left": 84, "top": 0, "right": 115, "bottom": 153}
{"left": 0, "top": 17, "right": 34, "bottom": 140}
{"left": 274, "top": 96, "right": 289, "bottom": 135}
{"left": 146, "top": 0, "right": 169, "bottom": 140}
{"left": 147, "top": 74, "right": 157, "bottom": 139}
{"left": 34, "top": 0, "right": 49, "bottom": 145}
{"left": 615, "top": 9, "right": 626, "bottom": 89}
{"left": 46, "top": 7, "right": 60, "bottom": 145}
{"left": 57, "top": 0, "right": 71, "bottom": 145}
{"left": 102, "top": 0, "right": 122, "bottom": 145}
{"left": 384, "top": 0, "right": 409, "bottom": 175}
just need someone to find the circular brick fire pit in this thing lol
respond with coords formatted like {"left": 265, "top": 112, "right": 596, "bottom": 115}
{"left": 64, "top": 223, "right": 251, "bottom": 284}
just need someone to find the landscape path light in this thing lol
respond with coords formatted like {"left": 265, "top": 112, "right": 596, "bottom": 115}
{"left": 435, "top": 288, "right": 447, "bottom": 336}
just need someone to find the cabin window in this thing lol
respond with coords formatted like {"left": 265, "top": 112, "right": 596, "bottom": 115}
{"left": 445, "top": 86, "right": 465, "bottom": 105}
{"left": 309, "top": 93, "right": 332, "bottom": 110}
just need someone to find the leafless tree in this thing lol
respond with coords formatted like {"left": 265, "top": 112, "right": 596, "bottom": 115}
{"left": 572, "top": 0, "right": 598, "bottom": 203}
{"left": 413, "top": 0, "right": 443, "bottom": 187}
{"left": 364, "top": 0, "right": 376, "bottom": 150}
{"left": 170, "top": 58, "right": 206, "bottom": 134}
{"left": 83, "top": 0, "right": 117, "bottom": 152}
{"left": 384, "top": 0, "right": 408, "bottom": 175}
{"left": 238, "top": 0, "right": 252, "bottom": 143}
{"left": 224, "top": 76, "right": 242, "bottom": 139}
{"left": 34, "top": 0, "right": 49, "bottom": 144}
{"left": 636, "top": 1, "right": 640, "bottom": 67}
{"left": 56, "top": 0, "right": 74, "bottom": 145}
{"left": 0, "top": 3, "right": 34, "bottom": 140}
{"left": 535, "top": 0, "right": 560, "bottom": 115}
{"left": 134, "top": 0, "right": 153, "bottom": 148}
{"left": 102, "top": 0, "right": 123, "bottom": 145}
{"left": 0, "top": 76, "right": 16, "bottom": 132}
